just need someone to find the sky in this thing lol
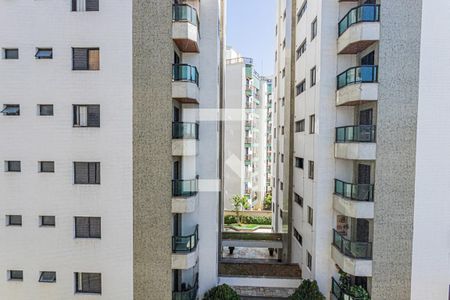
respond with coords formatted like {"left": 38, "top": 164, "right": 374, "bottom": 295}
{"left": 227, "top": 0, "right": 277, "bottom": 76}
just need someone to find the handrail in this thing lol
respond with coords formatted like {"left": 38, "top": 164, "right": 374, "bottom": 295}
{"left": 172, "top": 225, "right": 199, "bottom": 253}
{"left": 172, "top": 122, "right": 199, "bottom": 139}
{"left": 335, "top": 125, "right": 376, "bottom": 143}
{"left": 173, "top": 64, "right": 199, "bottom": 86}
{"left": 172, "top": 179, "right": 198, "bottom": 197}
{"left": 172, "top": 4, "right": 199, "bottom": 27}
{"left": 338, "top": 4, "right": 380, "bottom": 36}
{"left": 332, "top": 229, "right": 372, "bottom": 259}
{"left": 337, "top": 65, "right": 378, "bottom": 89}
{"left": 334, "top": 179, "right": 374, "bottom": 202}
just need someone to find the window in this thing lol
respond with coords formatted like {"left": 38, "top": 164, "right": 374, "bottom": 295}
{"left": 294, "top": 228, "right": 303, "bottom": 245}
{"left": 307, "top": 251, "right": 312, "bottom": 270}
{"left": 75, "top": 217, "right": 101, "bottom": 238}
{"left": 7, "top": 215, "right": 22, "bottom": 226}
{"left": 282, "top": 97, "right": 285, "bottom": 106}
{"left": 72, "top": 48, "right": 100, "bottom": 70}
{"left": 295, "top": 157, "right": 304, "bottom": 169}
{"left": 73, "top": 105, "right": 100, "bottom": 127}
{"left": 35, "top": 48, "right": 53, "bottom": 59}
{"left": 279, "top": 209, "right": 283, "bottom": 219}
{"left": 5, "top": 161, "right": 21, "bottom": 172}
{"left": 40, "top": 216, "right": 56, "bottom": 227}
{"left": 308, "top": 161, "right": 314, "bottom": 179}
{"left": 282, "top": 38, "right": 286, "bottom": 49}
{"left": 311, "top": 18, "right": 317, "bottom": 40}
{"left": 297, "top": 1, "right": 307, "bottom": 22}
{"left": 283, "top": 9, "right": 286, "bottom": 20}
{"left": 72, "top": 0, "right": 99, "bottom": 12}
{"left": 310, "top": 66, "right": 316, "bottom": 87}
{"left": 296, "top": 39, "right": 306, "bottom": 60}
{"left": 39, "top": 161, "right": 55, "bottom": 173}
{"left": 39, "top": 271, "right": 56, "bottom": 283}
{"left": 282, "top": 68, "right": 285, "bottom": 78}
{"left": 281, "top": 154, "right": 284, "bottom": 163}
{"left": 74, "top": 162, "right": 100, "bottom": 184}
{"left": 294, "top": 193, "right": 303, "bottom": 207}
{"left": 75, "top": 272, "right": 102, "bottom": 294}
{"left": 8, "top": 270, "right": 23, "bottom": 281}
{"left": 308, "top": 206, "right": 313, "bottom": 225}
{"left": 296, "top": 80, "right": 306, "bottom": 95}
{"left": 295, "top": 120, "right": 305, "bottom": 132}
{"left": 4, "top": 49, "right": 18, "bottom": 59}
{"left": 1, "top": 104, "right": 20, "bottom": 116}
{"left": 39, "top": 105, "right": 54, "bottom": 116}
{"left": 280, "top": 182, "right": 284, "bottom": 190}
{"left": 309, "top": 114, "right": 315, "bottom": 134}
{"left": 281, "top": 126, "right": 284, "bottom": 135}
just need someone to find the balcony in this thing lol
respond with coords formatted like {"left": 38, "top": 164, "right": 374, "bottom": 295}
{"left": 173, "top": 274, "right": 198, "bottom": 300}
{"left": 331, "top": 230, "right": 372, "bottom": 276}
{"left": 333, "top": 179, "right": 374, "bottom": 219}
{"left": 172, "top": 122, "right": 199, "bottom": 156}
{"left": 337, "top": 5, "right": 380, "bottom": 54}
{"left": 335, "top": 125, "right": 376, "bottom": 160}
{"left": 336, "top": 65, "right": 378, "bottom": 106}
{"left": 331, "top": 277, "right": 366, "bottom": 300}
{"left": 172, "top": 64, "right": 199, "bottom": 103}
{"left": 172, "top": 4, "right": 199, "bottom": 53}
{"left": 172, "top": 225, "right": 199, "bottom": 269}
{"left": 172, "top": 179, "right": 198, "bottom": 214}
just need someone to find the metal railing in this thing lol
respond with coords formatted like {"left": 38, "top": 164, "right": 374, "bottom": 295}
{"left": 337, "top": 65, "right": 378, "bottom": 89}
{"left": 335, "top": 179, "right": 374, "bottom": 202}
{"left": 173, "top": 64, "right": 199, "bottom": 86}
{"left": 172, "top": 179, "right": 198, "bottom": 197}
{"left": 338, "top": 4, "right": 380, "bottom": 36}
{"left": 336, "top": 125, "right": 376, "bottom": 143}
{"left": 173, "top": 273, "right": 199, "bottom": 300}
{"left": 172, "top": 4, "right": 199, "bottom": 26}
{"left": 172, "top": 122, "right": 199, "bottom": 139}
{"left": 332, "top": 229, "right": 372, "bottom": 259}
{"left": 172, "top": 225, "right": 199, "bottom": 253}
{"left": 331, "top": 277, "right": 366, "bottom": 300}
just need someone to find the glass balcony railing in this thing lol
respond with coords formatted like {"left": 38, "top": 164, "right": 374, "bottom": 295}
{"left": 336, "top": 125, "right": 376, "bottom": 143}
{"left": 173, "top": 274, "right": 199, "bottom": 300}
{"left": 331, "top": 277, "right": 366, "bottom": 300}
{"left": 173, "top": 64, "right": 199, "bottom": 86}
{"left": 338, "top": 4, "right": 380, "bottom": 36}
{"left": 172, "top": 122, "right": 199, "bottom": 139}
{"left": 172, "top": 179, "right": 198, "bottom": 197}
{"left": 332, "top": 229, "right": 372, "bottom": 259}
{"left": 172, "top": 4, "right": 199, "bottom": 26}
{"left": 335, "top": 179, "right": 374, "bottom": 202}
{"left": 172, "top": 225, "right": 199, "bottom": 253}
{"left": 337, "top": 65, "right": 378, "bottom": 89}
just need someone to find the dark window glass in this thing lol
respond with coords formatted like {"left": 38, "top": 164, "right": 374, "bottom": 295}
{"left": 295, "top": 119, "right": 305, "bottom": 132}
{"left": 310, "top": 66, "right": 316, "bottom": 87}
{"left": 308, "top": 206, "right": 313, "bottom": 225}
{"left": 75, "top": 272, "right": 102, "bottom": 294}
{"left": 39, "top": 105, "right": 54, "bottom": 116}
{"left": 307, "top": 252, "right": 312, "bottom": 270}
{"left": 35, "top": 48, "right": 53, "bottom": 59}
{"left": 309, "top": 115, "right": 315, "bottom": 134}
{"left": 294, "top": 228, "right": 303, "bottom": 245}
{"left": 296, "top": 80, "right": 306, "bottom": 95}
{"left": 73, "top": 105, "right": 100, "bottom": 127}
{"left": 7, "top": 215, "right": 22, "bottom": 226}
{"left": 295, "top": 157, "right": 304, "bottom": 169}
{"left": 39, "top": 271, "right": 56, "bottom": 283}
{"left": 6, "top": 161, "right": 21, "bottom": 172}
{"left": 2, "top": 105, "right": 20, "bottom": 116}
{"left": 294, "top": 193, "right": 303, "bottom": 207}
{"left": 75, "top": 217, "right": 101, "bottom": 238}
{"left": 4, "top": 49, "right": 19, "bottom": 59}
{"left": 9, "top": 270, "right": 23, "bottom": 280}
{"left": 40, "top": 216, "right": 56, "bottom": 227}
{"left": 74, "top": 162, "right": 100, "bottom": 184}
{"left": 72, "top": 48, "right": 99, "bottom": 70}
{"left": 39, "top": 161, "right": 55, "bottom": 173}
{"left": 297, "top": 1, "right": 307, "bottom": 22}
{"left": 311, "top": 18, "right": 317, "bottom": 40}
{"left": 296, "top": 39, "right": 306, "bottom": 60}
{"left": 72, "top": 0, "right": 99, "bottom": 12}
{"left": 308, "top": 161, "right": 314, "bottom": 179}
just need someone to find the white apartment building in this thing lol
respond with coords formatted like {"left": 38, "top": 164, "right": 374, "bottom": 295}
{"left": 0, "top": 0, "right": 223, "bottom": 299}
{"left": 224, "top": 48, "right": 270, "bottom": 210}
{"left": 273, "top": 0, "right": 450, "bottom": 299}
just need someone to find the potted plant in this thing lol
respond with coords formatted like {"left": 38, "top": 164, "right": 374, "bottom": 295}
{"left": 231, "top": 195, "right": 249, "bottom": 225}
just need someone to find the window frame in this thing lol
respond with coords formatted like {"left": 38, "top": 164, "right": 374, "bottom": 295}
{"left": 294, "top": 227, "right": 303, "bottom": 246}
{"left": 4, "top": 48, "right": 19, "bottom": 60}
{"left": 74, "top": 272, "right": 102, "bottom": 294}
{"left": 35, "top": 48, "right": 53, "bottom": 59}
{"left": 307, "top": 251, "right": 312, "bottom": 270}
{"left": 308, "top": 206, "right": 313, "bottom": 225}
{"left": 72, "top": 48, "right": 100, "bottom": 71}
{"left": 296, "top": 80, "right": 306, "bottom": 96}
{"left": 294, "top": 193, "right": 303, "bottom": 207}
{"left": 2, "top": 104, "right": 20, "bottom": 116}
{"left": 74, "top": 162, "right": 101, "bottom": 184}
{"left": 310, "top": 66, "right": 316, "bottom": 87}
{"left": 308, "top": 160, "right": 314, "bottom": 179}
{"left": 75, "top": 216, "right": 101, "bottom": 239}
{"left": 296, "top": 39, "right": 307, "bottom": 60}
{"left": 311, "top": 17, "right": 318, "bottom": 41}
{"left": 295, "top": 157, "right": 304, "bottom": 169}
{"left": 40, "top": 216, "right": 56, "bottom": 227}
{"left": 7, "top": 215, "right": 22, "bottom": 226}
{"left": 73, "top": 104, "right": 100, "bottom": 128}
{"left": 38, "top": 104, "right": 54, "bottom": 116}
{"left": 39, "top": 161, "right": 55, "bottom": 173}
{"left": 39, "top": 271, "right": 56, "bottom": 283}
{"left": 309, "top": 114, "right": 315, "bottom": 134}
{"left": 8, "top": 270, "right": 23, "bottom": 281}
{"left": 297, "top": 1, "right": 307, "bottom": 23}
{"left": 6, "top": 161, "right": 21, "bottom": 172}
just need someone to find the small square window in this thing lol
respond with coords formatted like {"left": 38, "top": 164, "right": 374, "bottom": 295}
{"left": 4, "top": 49, "right": 19, "bottom": 59}
{"left": 295, "top": 157, "right": 304, "bottom": 169}
{"left": 39, "top": 161, "right": 55, "bottom": 173}
{"left": 308, "top": 161, "right": 314, "bottom": 179}
{"left": 39, "top": 105, "right": 54, "bottom": 116}
{"left": 1, "top": 105, "right": 20, "bottom": 116}
{"left": 308, "top": 206, "right": 313, "bottom": 225}
{"left": 5, "top": 161, "right": 21, "bottom": 172}
{"left": 294, "top": 227, "right": 303, "bottom": 245}
{"left": 40, "top": 216, "right": 56, "bottom": 227}
{"left": 8, "top": 270, "right": 23, "bottom": 281}
{"left": 39, "top": 271, "right": 56, "bottom": 283}
{"left": 295, "top": 120, "right": 305, "bottom": 132}
{"left": 294, "top": 193, "right": 303, "bottom": 207}
{"left": 296, "top": 80, "right": 306, "bottom": 95}
{"left": 310, "top": 66, "right": 316, "bottom": 87}
{"left": 35, "top": 48, "right": 53, "bottom": 59}
{"left": 7, "top": 215, "right": 22, "bottom": 226}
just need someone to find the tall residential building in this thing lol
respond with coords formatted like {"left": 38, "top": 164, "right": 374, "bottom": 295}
{"left": 272, "top": 0, "right": 450, "bottom": 299}
{"left": 224, "top": 48, "right": 270, "bottom": 210}
{"left": 0, "top": 0, "right": 223, "bottom": 299}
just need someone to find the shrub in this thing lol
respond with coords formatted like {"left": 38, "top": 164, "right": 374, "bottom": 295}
{"left": 224, "top": 215, "right": 271, "bottom": 225}
{"left": 263, "top": 193, "right": 272, "bottom": 210}
{"left": 203, "top": 284, "right": 240, "bottom": 300}
{"left": 289, "top": 280, "right": 325, "bottom": 300}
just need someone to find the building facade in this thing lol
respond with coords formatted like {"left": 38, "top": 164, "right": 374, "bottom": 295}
{"left": 272, "top": 0, "right": 450, "bottom": 299}
{"left": 0, "top": 0, "right": 223, "bottom": 299}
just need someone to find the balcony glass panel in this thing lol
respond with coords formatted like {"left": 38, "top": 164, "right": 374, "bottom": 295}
{"left": 335, "top": 179, "right": 374, "bottom": 201}
{"left": 337, "top": 66, "right": 378, "bottom": 89}
{"left": 172, "top": 179, "right": 198, "bottom": 197}
{"left": 333, "top": 229, "right": 372, "bottom": 259}
{"left": 331, "top": 277, "right": 366, "bottom": 300}
{"left": 172, "top": 4, "right": 198, "bottom": 26}
{"left": 173, "top": 273, "right": 198, "bottom": 300}
{"left": 335, "top": 125, "right": 376, "bottom": 143}
{"left": 338, "top": 4, "right": 380, "bottom": 36}
{"left": 173, "top": 64, "right": 199, "bottom": 86}
{"left": 172, "top": 225, "right": 199, "bottom": 253}
{"left": 172, "top": 122, "right": 199, "bottom": 139}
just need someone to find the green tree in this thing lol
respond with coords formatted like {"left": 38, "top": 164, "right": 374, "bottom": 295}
{"left": 231, "top": 195, "right": 249, "bottom": 225}
{"left": 263, "top": 193, "right": 272, "bottom": 210}
{"left": 289, "top": 280, "right": 325, "bottom": 300}
{"left": 203, "top": 284, "right": 240, "bottom": 300}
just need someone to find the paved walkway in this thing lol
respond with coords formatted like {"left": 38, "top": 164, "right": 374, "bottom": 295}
{"left": 222, "top": 246, "right": 277, "bottom": 260}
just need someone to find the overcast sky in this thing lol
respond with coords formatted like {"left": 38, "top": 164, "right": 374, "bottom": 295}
{"left": 227, "top": 0, "right": 277, "bottom": 76}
